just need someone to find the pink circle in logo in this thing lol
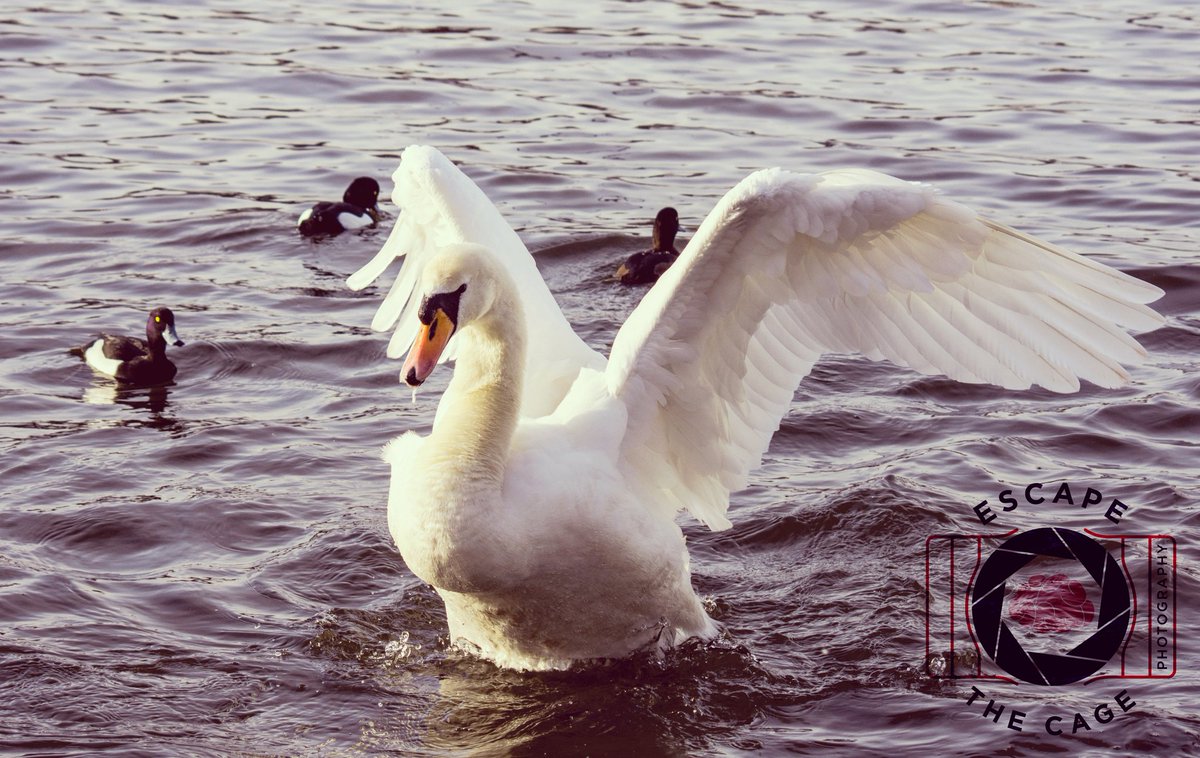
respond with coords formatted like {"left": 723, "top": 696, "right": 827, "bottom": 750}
{"left": 1008, "top": 573, "right": 1096, "bottom": 634}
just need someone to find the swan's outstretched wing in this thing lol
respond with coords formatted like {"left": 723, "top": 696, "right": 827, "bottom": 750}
{"left": 348, "top": 145, "right": 603, "bottom": 416}
{"left": 607, "top": 168, "right": 1164, "bottom": 530}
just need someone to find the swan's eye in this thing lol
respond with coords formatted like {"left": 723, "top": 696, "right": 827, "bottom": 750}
{"left": 418, "top": 283, "right": 469, "bottom": 326}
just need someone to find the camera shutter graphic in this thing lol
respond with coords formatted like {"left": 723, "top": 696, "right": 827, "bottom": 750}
{"left": 924, "top": 528, "right": 1176, "bottom": 684}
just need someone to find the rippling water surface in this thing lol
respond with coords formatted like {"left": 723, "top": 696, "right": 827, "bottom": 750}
{"left": 2, "top": 1, "right": 1198, "bottom": 755}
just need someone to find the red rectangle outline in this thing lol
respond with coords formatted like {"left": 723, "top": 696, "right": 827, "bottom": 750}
{"left": 924, "top": 531, "right": 1018, "bottom": 684}
{"left": 1083, "top": 529, "right": 1177, "bottom": 683}
{"left": 923, "top": 529, "right": 1177, "bottom": 685}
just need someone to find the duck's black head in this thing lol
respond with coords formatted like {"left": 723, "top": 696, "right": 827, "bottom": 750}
{"left": 148, "top": 306, "right": 185, "bottom": 348}
{"left": 653, "top": 207, "right": 680, "bottom": 252}
{"left": 344, "top": 177, "right": 381, "bottom": 220}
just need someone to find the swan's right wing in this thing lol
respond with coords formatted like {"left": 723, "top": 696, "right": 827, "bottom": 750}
{"left": 348, "top": 146, "right": 603, "bottom": 416}
{"left": 607, "top": 168, "right": 1163, "bottom": 530}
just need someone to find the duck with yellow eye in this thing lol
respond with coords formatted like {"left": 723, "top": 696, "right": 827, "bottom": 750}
{"left": 71, "top": 306, "right": 185, "bottom": 386}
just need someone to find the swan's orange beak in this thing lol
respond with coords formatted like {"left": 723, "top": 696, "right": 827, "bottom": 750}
{"left": 402, "top": 308, "right": 455, "bottom": 386}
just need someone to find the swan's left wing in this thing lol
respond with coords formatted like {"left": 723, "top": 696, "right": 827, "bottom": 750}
{"left": 607, "top": 168, "right": 1164, "bottom": 530}
{"left": 348, "top": 145, "right": 603, "bottom": 416}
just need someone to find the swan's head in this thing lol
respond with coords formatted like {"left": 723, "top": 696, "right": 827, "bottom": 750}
{"left": 401, "top": 243, "right": 503, "bottom": 387}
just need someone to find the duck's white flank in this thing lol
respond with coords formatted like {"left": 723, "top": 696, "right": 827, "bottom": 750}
{"left": 348, "top": 145, "right": 1163, "bottom": 670}
{"left": 336, "top": 210, "right": 373, "bottom": 230}
{"left": 83, "top": 339, "right": 122, "bottom": 377}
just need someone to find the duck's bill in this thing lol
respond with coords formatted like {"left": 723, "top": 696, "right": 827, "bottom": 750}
{"left": 402, "top": 309, "right": 454, "bottom": 386}
{"left": 165, "top": 324, "right": 185, "bottom": 347}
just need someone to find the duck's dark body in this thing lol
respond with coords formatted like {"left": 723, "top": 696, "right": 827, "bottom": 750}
{"left": 297, "top": 201, "right": 370, "bottom": 237}
{"left": 74, "top": 307, "right": 185, "bottom": 386}
{"left": 617, "top": 250, "right": 678, "bottom": 286}
{"left": 617, "top": 207, "right": 681, "bottom": 286}
{"left": 91, "top": 334, "right": 178, "bottom": 384}
{"left": 298, "top": 176, "right": 381, "bottom": 237}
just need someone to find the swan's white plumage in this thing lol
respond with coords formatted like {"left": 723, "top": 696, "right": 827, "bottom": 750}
{"left": 605, "top": 167, "right": 1162, "bottom": 529}
{"left": 350, "top": 146, "right": 1163, "bottom": 669}
{"left": 348, "top": 145, "right": 603, "bottom": 417}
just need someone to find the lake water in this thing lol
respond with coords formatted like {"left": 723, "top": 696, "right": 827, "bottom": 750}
{"left": 2, "top": 0, "right": 1198, "bottom": 754}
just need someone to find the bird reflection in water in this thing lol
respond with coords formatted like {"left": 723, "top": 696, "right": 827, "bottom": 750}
{"left": 82, "top": 381, "right": 181, "bottom": 432}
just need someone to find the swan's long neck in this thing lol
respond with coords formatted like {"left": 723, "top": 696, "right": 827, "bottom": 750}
{"left": 428, "top": 288, "right": 525, "bottom": 489}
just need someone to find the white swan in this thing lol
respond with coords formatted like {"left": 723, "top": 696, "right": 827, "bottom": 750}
{"left": 347, "top": 145, "right": 1163, "bottom": 671}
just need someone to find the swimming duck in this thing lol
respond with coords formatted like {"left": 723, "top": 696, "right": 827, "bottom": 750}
{"left": 348, "top": 145, "right": 1164, "bottom": 671}
{"left": 73, "top": 306, "right": 185, "bottom": 385}
{"left": 297, "top": 176, "right": 381, "bottom": 237}
{"left": 616, "top": 207, "right": 681, "bottom": 285}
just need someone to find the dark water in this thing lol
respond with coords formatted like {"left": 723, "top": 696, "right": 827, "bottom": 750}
{"left": 2, "top": 1, "right": 1198, "bottom": 755}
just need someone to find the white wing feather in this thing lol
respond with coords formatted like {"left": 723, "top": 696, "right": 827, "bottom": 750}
{"left": 608, "top": 168, "right": 1164, "bottom": 530}
{"left": 347, "top": 145, "right": 603, "bottom": 416}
